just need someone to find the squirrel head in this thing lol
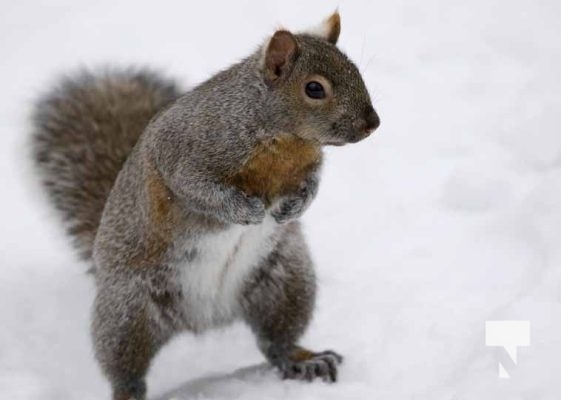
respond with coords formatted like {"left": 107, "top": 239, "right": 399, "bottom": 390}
{"left": 259, "top": 11, "right": 379, "bottom": 146}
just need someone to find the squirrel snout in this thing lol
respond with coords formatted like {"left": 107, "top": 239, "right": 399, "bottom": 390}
{"left": 364, "top": 105, "right": 380, "bottom": 133}
{"left": 348, "top": 106, "right": 380, "bottom": 143}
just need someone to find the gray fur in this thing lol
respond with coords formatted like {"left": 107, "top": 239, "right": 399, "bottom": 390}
{"left": 32, "top": 68, "right": 180, "bottom": 260}
{"left": 32, "top": 23, "right": 378, "bottom": 400}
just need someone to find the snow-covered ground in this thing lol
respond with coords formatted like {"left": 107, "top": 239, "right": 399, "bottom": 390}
{"left": 1, "top": 0, "right": 560, "bottom": 399}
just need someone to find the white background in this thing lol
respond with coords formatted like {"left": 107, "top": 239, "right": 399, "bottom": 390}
{"left": 1, "top": 0, "right": 560, "bottom": 399}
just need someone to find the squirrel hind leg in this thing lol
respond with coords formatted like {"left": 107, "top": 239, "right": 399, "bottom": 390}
{"left": 112, "top": 381, "right": 147, "bottom": 400}
{"left": 239, "top": 222, "right": 343, "bottom": 383}
{"left": 92, "top": 281, "right": 176, "bottom": 400}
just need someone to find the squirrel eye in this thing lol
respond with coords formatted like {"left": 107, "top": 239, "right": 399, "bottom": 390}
{"left": 305, "top": 81, "right": 326, "bottom": 99}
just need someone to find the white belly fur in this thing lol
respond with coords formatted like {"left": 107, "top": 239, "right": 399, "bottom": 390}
{"left": 176, "top": 215, "right": 278, "bottom": 330}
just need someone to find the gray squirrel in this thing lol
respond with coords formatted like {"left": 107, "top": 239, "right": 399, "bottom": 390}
{"left": 31, "top": 12, "right": 379, "bottom": 400}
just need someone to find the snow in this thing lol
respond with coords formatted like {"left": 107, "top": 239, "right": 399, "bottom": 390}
{"left": 1, "top": 0, "right": 560, "bottom": 399}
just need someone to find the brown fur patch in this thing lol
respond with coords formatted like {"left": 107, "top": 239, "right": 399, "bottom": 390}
{"left": 146, "top": 165, "right": 176, "bottom": 234}
{"left": 132, "top": 163, "right": 183, "bottom": 267}
{"left": 226, "top": 135, "right": 321, "bottom": 206}
{"left": 289, "top": 347, "right": 315, "bottom": 362}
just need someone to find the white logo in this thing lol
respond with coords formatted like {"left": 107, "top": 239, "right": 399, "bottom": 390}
{"left": 485, "top": 321, "right": 530, "bottom": 378}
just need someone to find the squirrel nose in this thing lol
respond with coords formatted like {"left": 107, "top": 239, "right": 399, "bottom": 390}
{"left": 364, "top": 105, "right": 380, "bottom": 133}
{"left": 348, "top": 106, "right": 380, "bottom": 143}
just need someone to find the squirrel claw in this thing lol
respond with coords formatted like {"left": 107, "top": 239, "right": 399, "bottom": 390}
{"left": 280, "top": 350, "right": 343, "bottom": 383}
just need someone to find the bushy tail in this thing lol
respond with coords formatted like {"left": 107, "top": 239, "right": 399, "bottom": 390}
{"left": 32, "top": 68, "right": 180, "bottom": 260}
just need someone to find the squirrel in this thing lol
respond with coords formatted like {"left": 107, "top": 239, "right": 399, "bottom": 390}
{"left": 31, "top": 12, "right": 379, "bottom": 400}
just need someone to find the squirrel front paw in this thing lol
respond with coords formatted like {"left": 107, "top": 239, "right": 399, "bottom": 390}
{"left": 276, "top": 348, "right": 343, "bottom": 383}
{"left": 232, "top": 191, "right": 266, "bottom": 225}
{"left": 271, "top": 175, "right": 318, "bottom": 224}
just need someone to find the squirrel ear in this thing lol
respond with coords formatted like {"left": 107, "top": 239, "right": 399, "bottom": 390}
{"left": 263, "top": 30, "right": 299, "bottom": 85}
{"left": 306, "top": 11, "right": 341, "bottom": 45}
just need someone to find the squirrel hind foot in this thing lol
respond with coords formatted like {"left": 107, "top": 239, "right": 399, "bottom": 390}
{"left": 280, "top": 348, "right": 343, "bottom": 383}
